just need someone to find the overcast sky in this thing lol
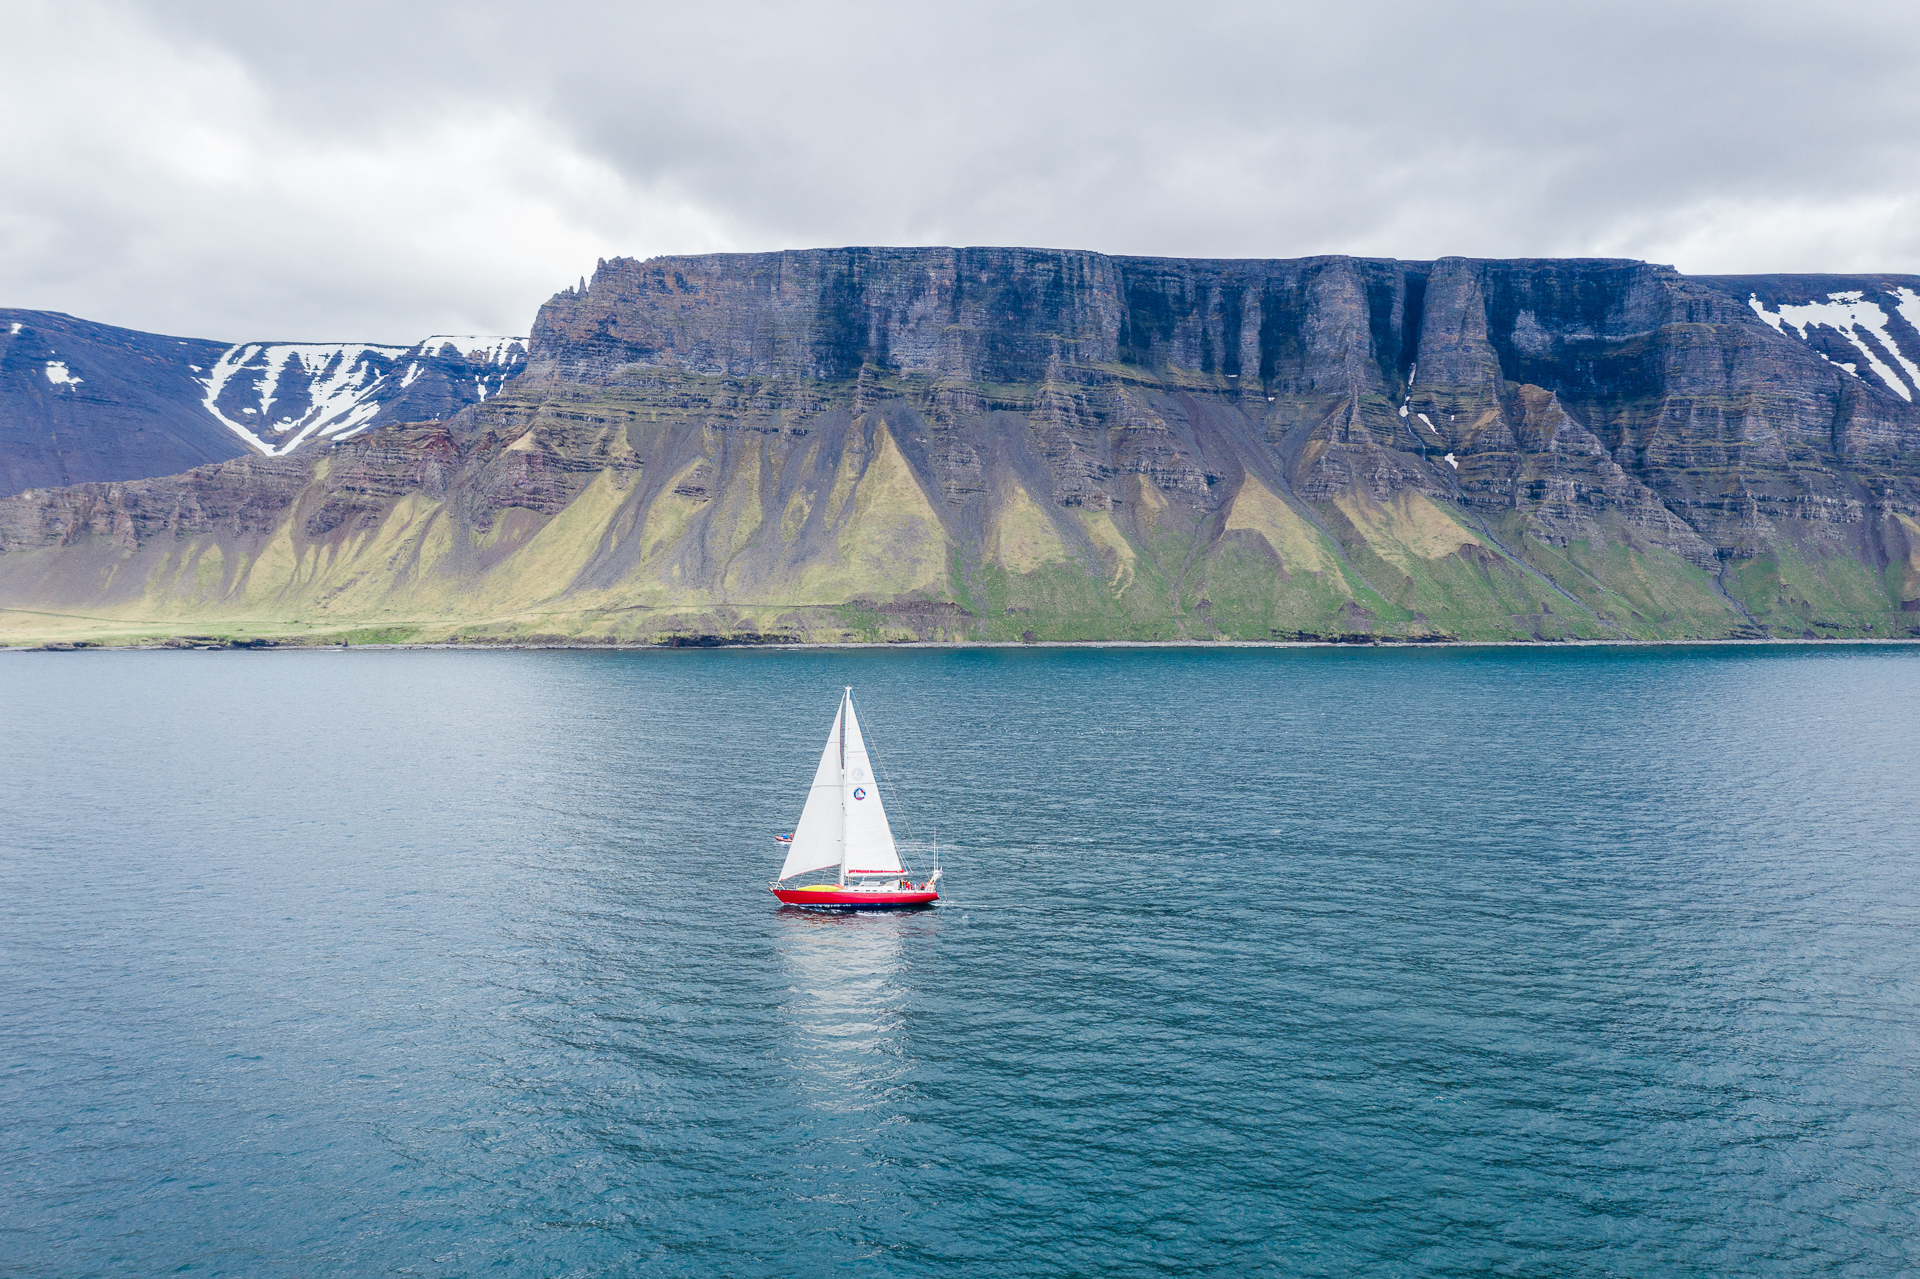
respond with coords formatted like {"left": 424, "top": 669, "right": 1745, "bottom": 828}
{"left": 4, "top": 0, "right": 1918, "bottom": 343}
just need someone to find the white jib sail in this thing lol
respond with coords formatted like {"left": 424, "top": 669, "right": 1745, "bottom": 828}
{"left": 841, "top": 696, "right": 904, "bottom": 876}
{"left": 777, "top": 700, "right": 846, "bottom": 881}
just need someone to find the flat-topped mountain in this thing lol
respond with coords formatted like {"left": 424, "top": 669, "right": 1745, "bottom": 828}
{"left": 4, "top": 248, "right": 1918, "bottom": 646}
{"left": 533, "top": 250, "right": 1920, "bottom": 397}
{"left": 0, "top": 309, "right": 527, "bottom": 496}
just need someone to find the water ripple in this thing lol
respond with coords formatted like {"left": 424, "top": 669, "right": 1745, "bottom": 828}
{"left": 2, "top": 645, "right": 1916, "bottom": 1276}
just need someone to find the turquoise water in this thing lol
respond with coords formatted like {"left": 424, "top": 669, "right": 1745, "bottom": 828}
{"left": 3, "top": 646, "right": 1917, "bottom": 1276}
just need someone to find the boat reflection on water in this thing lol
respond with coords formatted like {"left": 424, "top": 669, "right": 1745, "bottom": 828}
{"left": 772, "top": 908, "right": 933, "bottom": 1112}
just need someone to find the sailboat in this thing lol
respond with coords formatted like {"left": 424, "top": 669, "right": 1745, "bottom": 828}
{"left": 769, "top": 688, "right": 941, "bottom": 908}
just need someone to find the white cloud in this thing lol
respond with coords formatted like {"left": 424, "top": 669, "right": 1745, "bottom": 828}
{"left": 1592, "top": 195, "right": 1920, "bottom": 275}
{"left": 0, "top": 2, "right": 734, "bottom": 341}
{"left": 2, "top": 0, "right": 1918, "bottom": 342}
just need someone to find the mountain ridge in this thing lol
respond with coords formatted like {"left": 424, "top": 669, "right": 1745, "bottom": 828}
{"left": 4, "top": 248, "right": 1919, "bottom": 647}
{"left": 0, "top": 309, "right": 527, "bottom": 497}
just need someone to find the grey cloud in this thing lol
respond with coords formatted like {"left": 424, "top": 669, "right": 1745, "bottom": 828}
{"left": 4, "top": 0, "right": 1917, "bottom": 342}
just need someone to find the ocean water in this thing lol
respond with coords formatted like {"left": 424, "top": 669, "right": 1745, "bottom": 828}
{"left": 3, "top": 645, "right": 1917, "bottom": 1277}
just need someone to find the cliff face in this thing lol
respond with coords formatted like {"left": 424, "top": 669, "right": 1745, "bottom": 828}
{"left": 5, "top": 249, "right": 1919, "bottom": 646}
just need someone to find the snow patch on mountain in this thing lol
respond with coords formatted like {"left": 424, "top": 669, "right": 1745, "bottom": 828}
{"left": 197, "top": 334, "right": 528, "bottom": 457}
{"left": 44, "top": 360, "right": 84, "bottom": 387}
{"left": 1894, "top": 288, "right": 1920, "bottom": 349}
{"left": 200, "top": 343, "right": 394, "bottom": 455}
{"left": 1749, "top": 292, "right": 1918, "bottom": 401}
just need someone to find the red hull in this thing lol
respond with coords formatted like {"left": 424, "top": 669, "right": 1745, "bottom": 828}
{"left": 772, "top": 886, "right": 939, "bottom": 908}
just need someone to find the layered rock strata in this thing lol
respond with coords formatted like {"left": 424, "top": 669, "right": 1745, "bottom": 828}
{"left": 4, "top": 249, "right": 1919, "bottom": 645}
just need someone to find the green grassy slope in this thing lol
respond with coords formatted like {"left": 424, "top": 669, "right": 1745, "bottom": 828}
{"left": 3, "top": 373, "right": 1915, "bottom": 646}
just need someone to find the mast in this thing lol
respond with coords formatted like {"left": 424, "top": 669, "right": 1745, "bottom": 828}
{"left": 838, "top": 686, "right": 850, "bottom": 886}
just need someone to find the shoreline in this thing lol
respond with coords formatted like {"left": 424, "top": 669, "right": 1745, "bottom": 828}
{"left": 9, "top": 636, "right": 1920, "bottom": 653}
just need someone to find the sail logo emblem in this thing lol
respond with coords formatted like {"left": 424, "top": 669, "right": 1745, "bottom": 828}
{"left": 852, "top": 787, "right": 868, "bottom": 800}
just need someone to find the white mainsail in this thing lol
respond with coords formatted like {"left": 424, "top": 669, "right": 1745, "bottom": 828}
{"left": 840, "top": 697, "right": 904, "bottom": 876}
{"left": 776, "top": 700, "right": 847, "bottom": 881}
